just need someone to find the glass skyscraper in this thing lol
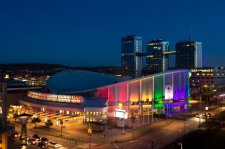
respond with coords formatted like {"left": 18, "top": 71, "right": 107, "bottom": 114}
{"left": 121, "top": 35, "right": 142, "bottom": 78}
{"left": 146, "top": 39, "right": 169, "bottom": 74}
{"left": 175, "top": 40, "right": 202, "bottom": 69}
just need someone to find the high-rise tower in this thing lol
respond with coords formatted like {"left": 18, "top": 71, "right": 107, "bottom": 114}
{"left": 175, "top": 35, "right": 202, "bottom": 69}
{"left": 121, "top": 35, "right": 142, "bottom": 78}
{"left": 146, "top": 39, "right": 169, "bottom": 74}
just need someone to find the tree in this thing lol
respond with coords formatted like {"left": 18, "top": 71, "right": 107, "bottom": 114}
{"left": 13, "top": 113, "right": 18, "bottom": 122}
{"left": 45, "top": 119, "right": 53, "bottom": 131}
{"left": 31, "top": 117, "right": 41, "bottom": 128}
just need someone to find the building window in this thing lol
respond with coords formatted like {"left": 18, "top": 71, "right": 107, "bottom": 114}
{"left": 0, "top": 107, "right": 2, "bottom": 114}
{"left": 86, "top": 111, "right": 89, "bottom": 115}
{"left": 93, "top": 112, "right": 95, "bottom": 115}
{"left": 96, "top": 112, "right": 99, "bottom": 115}
{"left": 67, "top": 111, "right": 69, "bottom": 114}
{"left": 0, "top": 96, "right": 2, "bottom": 103}
{"left": 192, "top": 80, "right": 194, "bottom": 82}
{"left": 90, "top": 112, "right": 92, "bottom": 115}
{"left": 197, "top": 73, "right": 199, "bottom": 75}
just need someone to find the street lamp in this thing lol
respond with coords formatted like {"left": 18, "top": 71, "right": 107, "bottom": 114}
{"left": 17, "top": 113, "right": 32, "bottom": 149}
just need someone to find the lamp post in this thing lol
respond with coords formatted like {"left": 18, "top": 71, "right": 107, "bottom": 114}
{"left": 60, "top": 115, "right": 63, "bottom": 137}
{"left": 152, "top": 98, "right": 154, "bottom": 123}
{"left": 17, "top": 113, "right": 32, "bottom": 149}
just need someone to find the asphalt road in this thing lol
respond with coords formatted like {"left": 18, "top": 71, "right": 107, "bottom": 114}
{"left": 97, "top": 106, "right": 221, "bottom": 149}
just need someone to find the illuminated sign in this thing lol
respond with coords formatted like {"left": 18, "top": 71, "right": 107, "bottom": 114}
{"left": 115, "top": 109, "right": 127, "bottom": 119}
{"left": 118, "top": 103, "right": 123, "bottom": 109}
{"left": 165, "top": 85, "right": 172, "bottom": 100}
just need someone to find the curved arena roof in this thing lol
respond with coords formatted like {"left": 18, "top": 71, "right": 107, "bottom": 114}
{"left": 46, "top": 70, "right": 123, "bottom": 93}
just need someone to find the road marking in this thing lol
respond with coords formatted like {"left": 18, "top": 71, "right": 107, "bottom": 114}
{"left": 113, "top": 143, "right": 119, "bottom": 148}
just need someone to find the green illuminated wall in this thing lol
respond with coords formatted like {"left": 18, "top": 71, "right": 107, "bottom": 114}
{"left": 154, "top": 104, "right": 163, "bottom": 109}
{"left": 154, "top": 75, "right": 164, "bottom": 101}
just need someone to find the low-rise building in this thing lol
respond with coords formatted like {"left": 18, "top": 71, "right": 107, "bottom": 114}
{"left": 190, "top": 67, "right": 225, "bottom": 101}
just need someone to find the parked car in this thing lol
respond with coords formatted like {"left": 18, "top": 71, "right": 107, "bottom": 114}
{"left": 48, "top": 141, "right": 62, "bottom": 148}
{"left": 37, "top": 142, "right": 47, "bottom": 149}
{"left": 41, "top": 138, "right": 49, "bottom": 145}
{"left": 33, "top": 134, "right": 41, "bottom": 141}
{"left": 11, "top": 131, "right": 20, "bottom": 138}
{"left": 207, "top": 113, "right": 211, "bottom": 117}
{"left": 27, "top": 138, "right": 38, "bottom": 145}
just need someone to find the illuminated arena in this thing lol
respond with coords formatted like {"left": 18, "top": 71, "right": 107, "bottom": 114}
{"left": 19, "top": 69, "right": 190, "bottom": 124}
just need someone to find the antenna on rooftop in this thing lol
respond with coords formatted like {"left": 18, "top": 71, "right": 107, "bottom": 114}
{"left": 189, "top": 29, "right": 193, "bottom": 41}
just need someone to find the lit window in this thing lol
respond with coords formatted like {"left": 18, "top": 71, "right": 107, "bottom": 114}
{"left": 90, "top": 112, "right": 92, "bottom": 115}
{"left": 198, "top": 80, "right": 199, "bottom": 82}
{"left": 60, "top": 110, "right": 62, "bottom": 113}
{"left": 202, "top": 73, "right": 205, "bottom": 76}
{"left": 0, "top": 96, "right": 2, "bottom": 103}
{"left": 86, "top": 111, "right": 89, "bottom": 115}
{"left": 77, "top": 112, "right": 79, "bottom": 115}
{"left": 93, "top": 112, "right": 95, "bottom": 115}
{"left": 192, "top": 80, "right": 194, "bottom": 82}
{"left": 67, "top": 111, "right": 69, "bottom": 114}
{"left": 197, "top": 73, "right": 199, "bottom": 75}
{"left": 96, "top": 112, "right": 99, "bottom": 115}
{"left": 0, "top": 107, "right": 2, "bottom": 114}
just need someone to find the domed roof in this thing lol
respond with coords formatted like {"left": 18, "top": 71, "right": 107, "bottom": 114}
{"left": 46, "top": 70, "right": 123, "bottom": 93}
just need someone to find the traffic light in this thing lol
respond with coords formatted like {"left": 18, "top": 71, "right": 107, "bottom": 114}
{"left": 88, "top": 128, "right": 92, "bottom": 136}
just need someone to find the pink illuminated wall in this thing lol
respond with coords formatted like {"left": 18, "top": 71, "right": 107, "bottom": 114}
{"left": 96, "top": 88, "right": 108, "bottom": 97}
{"left": 116, "top": 83, "right": 127, "bottom": 103}
{"left": 108, "top": 86, "right": 115, "bottom": 102}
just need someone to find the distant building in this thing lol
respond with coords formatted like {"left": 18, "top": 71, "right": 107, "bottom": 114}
{"left": 0, "top": 79, "right": 14, "bottom": 149}
{"left": 190, "top": 67, "right": 225, "bottom": 101}
{"left": 121, "top": 35, "right": 142, "bottom": 78}
{"left": 176, "top": 38, "right": 202, "bottom": 69}
{"left": 146, "top": 39, "right": 169, "bottom": 74}
{"left": 202, "top": 53, "right": 208, "bottom": 68}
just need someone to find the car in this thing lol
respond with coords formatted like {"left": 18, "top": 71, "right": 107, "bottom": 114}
{"left": 201, "top": 115, "right": 207, "bottom": 119}
{"left": 207, "top": 113, "right": 211, "bottom": 117}
{"left": 38, "top": 142, "right": 47, "bottom": 149}
{"left": 27, "top": 138, "right": 37, "bottom": 145}
{"left": 33, "top": 134, "right": 41, "bottom": 141}
{"left": 196, "top": 114, "right": 202, "bottom": 118}
{"left": 11, "top": 131, "right": 20, "bottom": 138}
{"left": 48, "top": 141, "right": 62, "bottom": 148}
{"left": 40, "top": 138, "right": 49, "bottom": 145}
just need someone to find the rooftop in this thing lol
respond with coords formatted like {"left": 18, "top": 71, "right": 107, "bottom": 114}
{"left": 46, "top": 70, "right": 124, "bottom": 93}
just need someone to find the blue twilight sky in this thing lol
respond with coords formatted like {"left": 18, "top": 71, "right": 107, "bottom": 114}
{"left": 0, "top": 0, "right": 225, "bottom": 67}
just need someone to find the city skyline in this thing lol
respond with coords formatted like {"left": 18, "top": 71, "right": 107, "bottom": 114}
{"left": 1, "top": 0, "right": 225, "bottom": 67}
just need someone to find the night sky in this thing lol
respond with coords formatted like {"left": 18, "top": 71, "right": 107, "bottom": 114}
{"left": 1, "top": 0, "right": 224, "bottom": 67}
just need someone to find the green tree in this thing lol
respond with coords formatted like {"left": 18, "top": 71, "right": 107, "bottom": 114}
{"left": 31, "top": 117, "right": 41, "bottom": 128}
{"left": 45, "top": 119, "right": 53, "bottom": 131}
{"left": 13, "top": 113, "right": 18, "bottom": 122}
